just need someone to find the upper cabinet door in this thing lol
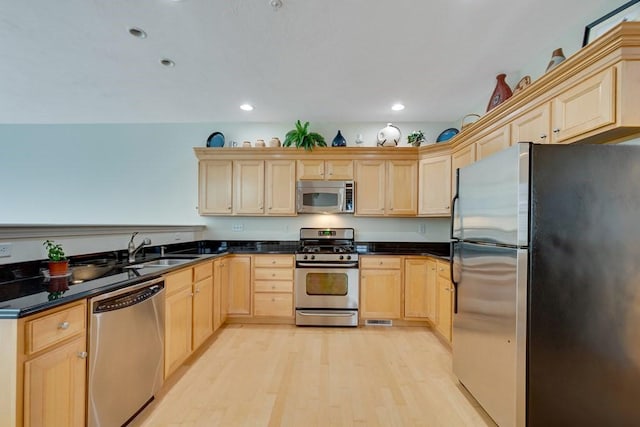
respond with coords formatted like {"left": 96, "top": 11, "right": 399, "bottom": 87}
{"left": 551, "top": 67, "right": 615, "bottom": 143}
{"left": 233, "top": 160, "right": 264, "bottom": 215}
{"left": 325, "top": 160, "right": 354, "bottom": 180}
{"left": 198, "top": 160, "right": 233, "bottom": 215}
{"left": 265, "top": 160, "right": 296, "bottom": 215}
{"left": 419, "top": 154, "right": 452, "bottom": 216}
{"left": 355, "top": 160, "right": 386, "bottom": 215}
{"left": 511, "top": 103, "right": 551, "bottom": 145}
{"left": 386, "top": 160, "right": 418, "bottom": 216}
{"left": 476, "top": 125, "right": 511, "bottom": 161}
{"left": 296, "top": 159, "right": 325, "bottom": 180}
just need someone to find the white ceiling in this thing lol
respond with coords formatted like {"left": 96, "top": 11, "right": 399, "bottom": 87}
{"left": 0, "top": 0, "right": 622, "bottom": 124}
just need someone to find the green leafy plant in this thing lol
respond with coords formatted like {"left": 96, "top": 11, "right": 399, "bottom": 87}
{"left": 43, "top": 239, "right": 66, "bottom": 261}
{"left": 407, "top": 130, "right": 425, "bottom": 147}
{"left": 283, "top": 120, "right": 327, "bottom": 151}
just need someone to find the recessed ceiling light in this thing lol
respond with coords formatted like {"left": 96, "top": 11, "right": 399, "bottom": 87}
{"left": 160, "top": 58, "right": 175, "bottom": 67}
{"left": 240, "top": 104, "right": 254, "bottom": 111}
{"left": 128, "top": 27, "right": 147, "bottom": 38}
{"left": 391, "top": 103, "right": 405, "bottom": 111}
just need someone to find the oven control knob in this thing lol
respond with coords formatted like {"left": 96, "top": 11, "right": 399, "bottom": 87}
{"left": 339, "top": 255, "right": 344, "bottom": 260}
{"left": 311, "top": 255, "right": 315, "bottom": 260}
{"left": 346, "top": 255, "right": 351, "bottom": 260}
{"left": 303, "top": 255, "right": 308, "bottom": 260}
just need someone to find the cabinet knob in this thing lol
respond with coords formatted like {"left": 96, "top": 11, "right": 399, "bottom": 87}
{"left": 272, "top": 285, "right": 276, "bottom": 289}
{"left": 271, "top": 298, "right": 276, "bottom": 302}
{"left": 553, "top": 128, "right": 560, "bottom": 133}
{"left": 58, "top": 321, "right": 70, "bottom": 330}
{"left": 227, "top": 206, "right": 231, "bottom": 209}
{"left": 389, "top": 207, "right": 394, "bottom": 211}
{"left": 195, "top": 287, "right": 200, "bottom": 293}
{"left": 77, "top": 351, "right": 88, "bottom": 359}
{"left": 269, "top": 206, "right": 272, "bottom": 210}
{"left": 379, "top": 261, "right": 383, "bottom": 265}
{"left": 272, "top": 260, "right": 276, "bottom": 264}
{"left": 272, "top": 273, "right": 276, "bottom": 277}
{"left": 540, "top": 134, "right": 547, "bottom": 139}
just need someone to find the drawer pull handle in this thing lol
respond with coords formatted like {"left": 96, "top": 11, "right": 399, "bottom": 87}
{"left": 540, "top": 134, "right": 547, "bottom": 139}
{"left": 272, "top": 298, "right": 276, "bottom": 302}
{"left": 272, "top": 260, "right": 276, "bottom": 264}
{"left": 58, "top": 321, "right": 70, "bottom": 330}
{"left": 272, "top": 273, "right": 276, "bottom": 277}
{"left": 553, "top": 128, "right": 560, "bottom": 133}
{"left": 77, "top": 351, "right": 88, "bottom": 359}
{"left": 272, "top": 285, "right": 276, "bottom": 289}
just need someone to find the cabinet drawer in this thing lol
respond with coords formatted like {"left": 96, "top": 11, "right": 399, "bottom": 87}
{"left": 254, "top": 293, "right": 293, "bottom": 317}
{"left": 437, "top": 260, "right": 451, "bottom": 280}
{"left": 253, "top": 255, "right": 294, "bottom": 268}
{"left": 25, "top": 302, "right": 86, "bottom": 355}
{"left": 254, "top": 280, "right": 293, "bottom": 293}
{"left": 165, "top": 268, "right": 193, "bottom": 295}
{"left": 193, "top": 261, "right": 213, "bottom": 282}
{"left": 360, "top": 256, "right": 402, "bottom": 270}
{"left": 254, "top": 268, "right": 293, "bottom": 281}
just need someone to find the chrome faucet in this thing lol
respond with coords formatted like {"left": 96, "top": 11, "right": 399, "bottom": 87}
{"left": 128, "top": 232, "right": 151, "bottom": 263}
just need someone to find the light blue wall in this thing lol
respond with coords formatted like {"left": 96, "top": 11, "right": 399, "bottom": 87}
{"left": 0, "top": 122, "right": 453, "bottom": 243}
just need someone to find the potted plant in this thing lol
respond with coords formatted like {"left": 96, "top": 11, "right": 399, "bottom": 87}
{"left": 407, "top": 130, "right": 425, "bottom": 147}
{"left": 283, "top": 120, "right": 327, "bottom": 151}
{"left": 43, "top": 239, "right": 69, "bottom": 276}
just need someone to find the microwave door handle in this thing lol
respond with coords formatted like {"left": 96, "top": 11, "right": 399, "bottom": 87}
{"left": 338, "top": 190, "right": 345, "bottom": 213}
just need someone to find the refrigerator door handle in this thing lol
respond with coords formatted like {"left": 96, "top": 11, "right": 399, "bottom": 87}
{"left": 450, "top": 168, "right": 460, "bottom": 240}
{"left": 450, "top": 240, "right": 458, "bottom": 314}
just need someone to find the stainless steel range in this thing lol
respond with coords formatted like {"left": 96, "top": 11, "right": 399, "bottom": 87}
{"left": 295, "top": 228, "right": 359, "bottom": 326}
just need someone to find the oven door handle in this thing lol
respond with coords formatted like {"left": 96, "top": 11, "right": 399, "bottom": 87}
{"left": 297, "top": 312, "right": 356, "bottom": 317}
{"left": 296, "top": 262, "right": 359, "bottom": 268}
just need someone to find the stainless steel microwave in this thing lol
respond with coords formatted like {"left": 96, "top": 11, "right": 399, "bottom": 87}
{"left": 296, "top": 181, "right": 355, "bottom": 214}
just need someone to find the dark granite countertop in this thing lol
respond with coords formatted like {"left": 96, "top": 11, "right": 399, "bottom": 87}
{"left": 0, "top": 239, "right": 450, "bottom": 318}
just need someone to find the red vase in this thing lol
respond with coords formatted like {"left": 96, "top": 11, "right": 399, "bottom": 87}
{"left": 486, "top": 73, "right": 513, "bottom": 112}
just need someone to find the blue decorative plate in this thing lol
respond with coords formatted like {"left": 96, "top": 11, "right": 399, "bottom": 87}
{"left": 436, "top": 128, "right": 459, "bottom": 142}
{"left": 206, "top": 131, "right": 225, "bottom": 147}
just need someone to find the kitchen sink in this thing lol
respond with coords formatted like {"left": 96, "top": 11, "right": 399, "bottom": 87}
{"left": 125, "top": 257, "right": 199, "bottom": 269}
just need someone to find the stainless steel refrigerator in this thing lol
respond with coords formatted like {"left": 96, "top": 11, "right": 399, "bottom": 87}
{"left": 451, "top": 142, "right": 640, "bottom": 427}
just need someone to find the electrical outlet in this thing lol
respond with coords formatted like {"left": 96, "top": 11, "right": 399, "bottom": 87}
{"left": 418, "top": 223, "right": 426, "bottom": 234}
{"left": 0, "top": 243, "right": 12, "bottom": 258}
{"left": 174, "top": 233, "right": 181, "bottom": 241}
{"left": 232, "top": 224, "right": 244, "bottom": 232}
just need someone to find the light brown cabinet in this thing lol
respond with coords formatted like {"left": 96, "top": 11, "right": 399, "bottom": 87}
{"left": 360, "top": 256, "right": 402, "bottom": 320}
{"left": 475, "top": 125, "right": 511, "bottom": 161}
{"left": 233, "top": 160, "right": 265, "bottom": 214}
{"left": 213, "top": 257, "right": 229, "bottom": 331}
{"left": 435, "top": 260, "right": 454, "bottom": 343}
{"left": 403, "top": 257, "right": 438, "bottom": 321}
{"left": 265, "top": 160, "right": 296, "bottom": 215}
{"left": 253, "top": 255, "right": 294, "bottom": 318}
{"left": 551, "top": 67, "right": 615, "bottom": 143}
{"left": 192, "top": 262, "right": 214, "bottom": 350}
{"left": 21, "top": 301, "right": 87, "bottom": 427}
{"left": 164, "top": 260, "right": 216, "bottom": 378}
{"left": 419, "top": 154, "right": 452, "bottom": 216}
{"left": 355, "top": 160, "right": 417, "bottom": 216}
{"left": 227, "top": 255, "right": 252, "bottom": 316}
{"left": 164, "top": 268, "right": 194, "bottom": 378}
{"left": 511, "top": 103, "right": 551, "bottom": 144}
{"left": 297, "top": 159, "right": 353, "bottom": 180}
{"left": 23, "top": 335, "right": 87, "bottom": 427}
{"left": 198, "top": 160, "right": 233, "bottom": 215}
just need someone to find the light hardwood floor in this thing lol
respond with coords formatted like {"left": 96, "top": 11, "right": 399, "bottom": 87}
{"left": 132, "top": 325, "right": 495, "bottom": 427}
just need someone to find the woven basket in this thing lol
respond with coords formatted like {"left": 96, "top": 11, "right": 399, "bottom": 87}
{"left": 461, "top": 114, "right": 481, "bottom": 131}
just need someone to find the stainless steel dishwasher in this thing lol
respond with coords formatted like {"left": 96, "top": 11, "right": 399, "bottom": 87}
{"left": 88, "top": 277, "right": 165, "bottom": 427}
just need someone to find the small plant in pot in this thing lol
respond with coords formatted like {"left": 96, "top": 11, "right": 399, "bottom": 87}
{"left": 407, "top": 130, "right": 425, "bottom": 147}
{"left": 43, "top": 239, "right": 69, "bottom": 276}
{"left": 283, "top": 120, "right": 327, "bottom": 151}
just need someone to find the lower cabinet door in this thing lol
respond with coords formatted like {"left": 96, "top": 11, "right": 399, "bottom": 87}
{"left": 165, "top": 287, "right": 193, "bottom": 378}
{"left": 192, "top": 277, "right": 214, "bottom": 349}
{"left": 254, "top": 293, "right": 293, "bottom": 317}
{"left": 23, "top": 335, "right": 87, "bottom": 427}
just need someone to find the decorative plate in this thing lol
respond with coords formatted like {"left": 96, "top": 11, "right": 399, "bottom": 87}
{"left": 436, "top": 128, "right": 459, "bottom": 143}
{"left": 206, "top": 131, "right": 225, "bottom": 148}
